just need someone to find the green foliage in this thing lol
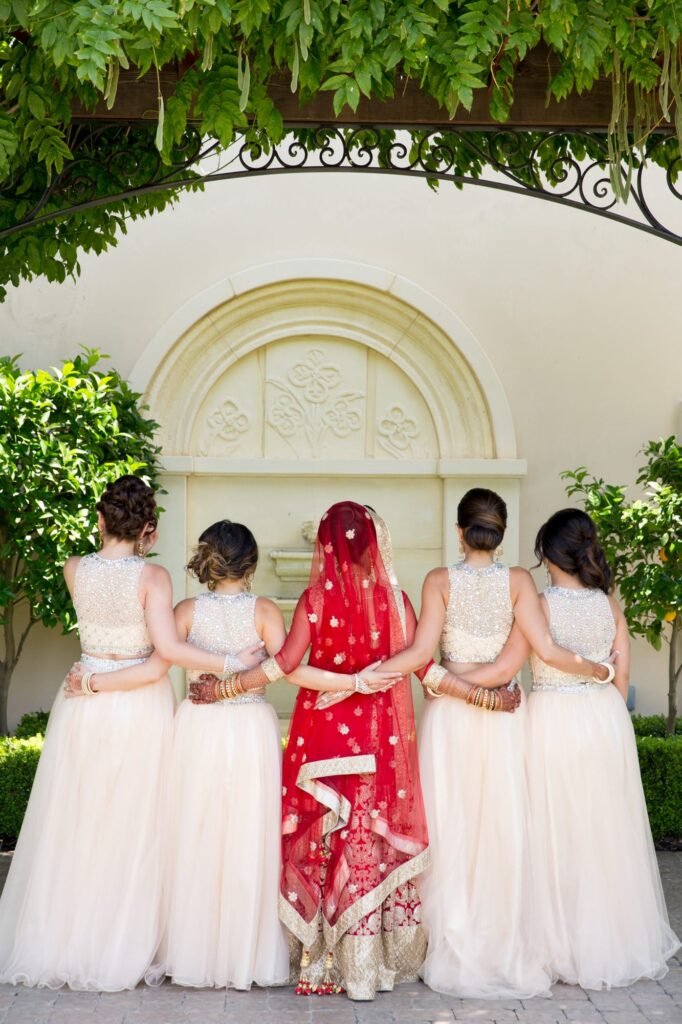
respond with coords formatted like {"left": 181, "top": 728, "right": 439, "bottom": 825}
{"left": 563, "top": 437, "right": 682, "bottom": 733}
{"left": 1, "top": 2, "right": 681, "bottom": 293}
{"left": 0, "top": 349, "right": 161, "bottom": 733}
{"left": 632, "top": 714, "right": 682, "bottom": 737}
{"left": 636, "top": 734, "right": 682, "bottom": 842}
{"left": 0, "top": 734, "right": 43, "bottom": 838}
{"left": 13, "top": 709, "right": 48, "bottom": 738}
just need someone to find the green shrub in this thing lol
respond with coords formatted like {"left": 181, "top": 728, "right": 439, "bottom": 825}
{"left": 0, "top": 736, "right": 44, "bottom": 839}
{"left": 632, "top": 715, "right": 682, "bottom": 737}
{"left": 636, "top": 735, "right": 682, "bottom": 842}
{"left": 14, "top": 711, "right": 50, "bottom": 739}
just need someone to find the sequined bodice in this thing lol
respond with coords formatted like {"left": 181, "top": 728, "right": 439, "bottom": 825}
{"left": 531, "top": 587, "right": 616, "bottom": 690}
{"left": 440, "top": 562, "right": 513, "bottom": 664}
{"left": 187, "top": 592, "right": 266, "bottom": 703}
{"left": 75, "top": 553, "right": 152, "bottom": 657}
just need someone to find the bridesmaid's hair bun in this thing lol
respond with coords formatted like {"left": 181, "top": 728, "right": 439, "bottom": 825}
{"left": 457, "top": 488, "right": 507, "bottom": 552}
{"left": 187, "top": 520, "right": 258, "bottom": 589}
{"left": 96, "top": 475, "right": 157, "bottom": 541}
{"left": 534, "top": 508, "right": 612, "bottom": 594}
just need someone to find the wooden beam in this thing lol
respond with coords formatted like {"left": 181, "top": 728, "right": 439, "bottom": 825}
{"left": 71, "top": 44, "right": 672, "bottom": 130}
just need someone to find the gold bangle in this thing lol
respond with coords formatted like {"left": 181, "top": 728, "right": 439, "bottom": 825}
{"left": 233, "top": 674, "right": 245, "bottom": 696}
{"left": 261, "top": 656, "right": 284, "bottom": 684}
{"left": 475, "top": 687, "right": 484, "bottom": 708}
{"left": 424, "top": 685, "right": 445, "bottom": 699}
{"left": 422, "top": 664, "right": 446, "bottom": 693}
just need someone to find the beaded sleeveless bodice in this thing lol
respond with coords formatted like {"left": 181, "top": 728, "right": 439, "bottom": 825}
{"left": 531, "top": 587, "right": 616, "bottom": 691}
{"left": 187, "top": 592, "right": 266, "bottom": 704}
{"left": 74, "top": 553, "right": 152, "bottom": 657}
{"left": 440, "top": 561, "right": 513, "bottom": 664}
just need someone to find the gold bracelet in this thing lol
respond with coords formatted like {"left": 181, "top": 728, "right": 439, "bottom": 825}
{"left": 233, "top": 674, "right": 245, "bottom": 696}
{"left": 475, "top": 686, "right": 484, "bottom": 708}
{"left": 261, "top": 656, "right": 285, "bottom": 684}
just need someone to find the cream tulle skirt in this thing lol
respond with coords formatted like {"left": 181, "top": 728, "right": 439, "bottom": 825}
{"left": 418, "top": 690, "right": 551, "bottom": 999}
{"left": 146, "top": 697, "right": 289, "bottom": 990}
{"left": 527, "top": 685, "right": 680, "bottom": 989}
{"left": 0, "top": 656, "right": 174, "bottom": 991}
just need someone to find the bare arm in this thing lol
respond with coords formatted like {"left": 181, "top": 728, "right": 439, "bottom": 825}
{"left": 609, "top": 595, "right": 630, "bottom": 701}
{"left": 511, "top": 569, "right": 609, "bottom": 680}
{"left": 378, "top": 569, "right": 448, "bottom": 676}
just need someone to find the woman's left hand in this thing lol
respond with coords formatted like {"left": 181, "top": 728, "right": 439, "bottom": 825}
{"left": 64, "top": 662, "right": 87, "bottom": 698}
{"left": 188, "top": 674, "right": 220, "bottom": 704}
{"left": 358, "top": 661, "right": 403, "bottom": 692}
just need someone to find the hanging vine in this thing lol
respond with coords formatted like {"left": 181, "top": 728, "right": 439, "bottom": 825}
{"left": 1, "top": 1, "right": 681, "bottom": 294}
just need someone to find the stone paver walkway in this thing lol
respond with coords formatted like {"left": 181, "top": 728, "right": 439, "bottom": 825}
{"left": 0, "top": 853, "right": 679, "bottom": 1024}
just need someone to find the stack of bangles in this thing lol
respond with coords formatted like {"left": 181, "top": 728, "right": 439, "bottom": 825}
{"left": 80, "top": 672, "right": 97, "bottom": 695}
{"left": 214, "top": 675, "right": 246, "bottom": 701}
{"left": 466, "top": 686, "right": 500, "bottom": 711}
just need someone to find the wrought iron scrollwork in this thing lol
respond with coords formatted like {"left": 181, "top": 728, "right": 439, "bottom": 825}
{"left": 1, "top": 125, "right": 680, "bottom": 244}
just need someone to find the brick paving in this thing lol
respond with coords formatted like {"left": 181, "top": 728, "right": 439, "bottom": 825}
{"left": 0, "top": 853, "right": 679, "bottom": 1024}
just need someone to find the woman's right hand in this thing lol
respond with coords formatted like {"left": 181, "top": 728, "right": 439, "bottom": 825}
{"left": 235, "top": 641, "right": 266, "bottom": 670}
{"left": 495, "top": 685, "right": 521, "bottom": 713}
{"left": 359, "top": 661, "right": 403, "bottom": 692}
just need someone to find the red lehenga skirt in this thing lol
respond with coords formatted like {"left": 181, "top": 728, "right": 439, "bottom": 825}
{"left": 279, "top": 678, "right": 429, "bottom": 1000}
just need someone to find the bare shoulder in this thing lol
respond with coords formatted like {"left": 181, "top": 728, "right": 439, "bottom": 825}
{"left": 174, "top": 597, "right": 195, "bottom": 618}
{"left": 141, "top": 561, "right": 171, "bottom": 587}
{"left": 423, "top": 566, "right": 449, "bottom": 591}
{"left": 509, "top": 565, "right": 535, "bottom": 590}
{"left": 62, "top": 555, "right": 82, "bottom": 589}
{"left": 255, "top": 596, "right": 284, "bottom": 621}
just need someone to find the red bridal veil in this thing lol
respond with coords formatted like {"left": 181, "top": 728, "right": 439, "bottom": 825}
{"left": 278, "top": 501, "right": 429, "bottom": 954}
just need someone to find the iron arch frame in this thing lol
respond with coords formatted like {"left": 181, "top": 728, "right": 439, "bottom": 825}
{"left": 1, "top": 124, "right": 680, "bottom": 245}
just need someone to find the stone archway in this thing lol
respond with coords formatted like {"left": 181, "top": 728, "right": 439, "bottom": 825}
{"left": 133, "top": 265, "right": 526, "bottom": 715}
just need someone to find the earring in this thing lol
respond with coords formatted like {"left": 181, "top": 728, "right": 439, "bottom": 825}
{"left": 98, "top": 524, "right": 105, "bottom": 549}
{"left": 495, "top": 544, "right": 504, "bottom": 560}
{"left": 135, "top": 538, "right": 145, "bottom": 558}
{"left": 243, "top": 573, "right": 254, "bottom": 593}
{"left": 544, "top": 562, "right": 551, "bottom": 587}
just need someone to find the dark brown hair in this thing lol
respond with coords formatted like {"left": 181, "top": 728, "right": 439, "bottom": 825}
{"left": 457, "top": 488, "right": 507, "bottom": 552}
{"left": 96, "top": 475, "right": 157, "bottom": 541}
{"left": 534, "top": 508, "right": 612, "bottom": 593}
{"left": 187, "top": 520, "right": 258, "bottom": 589}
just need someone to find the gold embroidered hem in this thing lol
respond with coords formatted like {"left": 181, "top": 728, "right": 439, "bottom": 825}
{"left": 284, "top": 888, "right": 427, "bottom": 1000}
{"left": 261, "top": 655, "right": 284, "bottom": 683}
{"left": 279, "top": 847, "right": 431, "bottom": 952}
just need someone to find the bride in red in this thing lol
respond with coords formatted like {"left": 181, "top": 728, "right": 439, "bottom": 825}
{"left": 228, "top": 502, "right": 429, "bottom": 1000}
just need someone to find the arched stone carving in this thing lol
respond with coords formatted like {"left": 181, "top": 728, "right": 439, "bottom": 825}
{"left": 141, "top": 278, "right": 497, "bottom": 459}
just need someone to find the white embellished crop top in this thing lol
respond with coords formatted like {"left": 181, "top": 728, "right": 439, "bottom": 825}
{"left": 187, "top": 592, "right": 266, "bottom": 704}
{"left": 531, "top": 587, "right": 615, "bottom": 691}
{"left": 74, "top": 553, "right": 153, "bottom": 658}
{"left": 440, "top": 562, "right": 513, "bottom": 664}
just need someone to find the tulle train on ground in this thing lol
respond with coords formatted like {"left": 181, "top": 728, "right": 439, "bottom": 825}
{"left": 418, "top": 693, "right": 552, "bottom": 1000}
{"left": 0, "top": 658, "right": 174, "bottom": 991}
{"left": 146, "top": 698, "right": 289, "bottom": 990}
{"left": 527, "top": 686, "right": 680, "bottom": 990}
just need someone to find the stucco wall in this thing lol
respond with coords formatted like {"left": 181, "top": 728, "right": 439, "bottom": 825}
{"left": 1, "top": 172, "right": 680, "bottom": 729}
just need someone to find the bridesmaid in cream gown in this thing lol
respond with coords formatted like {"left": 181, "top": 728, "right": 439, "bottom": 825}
{"left": 0, "top": 477, "right": 262, "bottom": 991}
{"left": 76, "top": 517, "right": 398, "bottom": 991}
{"left": 528, "top": 509, "right": 680, "bottom": 988}
{"left": 378, "top": 489, "right": 614, "bottom": 999}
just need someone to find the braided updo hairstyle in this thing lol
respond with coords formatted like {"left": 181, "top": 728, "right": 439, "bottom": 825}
{"left": 96, "top": 475, "right": 157, "bottom": 541}
{"left": 187, "top": 520, "right": 258, "bottom": 590}
{"left": 457, "top": 488, "right": 507, "bottom": 552}
{"left": 534, "top": 508, "right": 612, "bottom": 594}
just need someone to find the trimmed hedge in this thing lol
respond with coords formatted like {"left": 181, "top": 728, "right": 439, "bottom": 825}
{"left": 0, "top": 736, "right": 44, "bottom": 840}
{"left": 14, "top": 711, "right": 49, "bottom": 740}
{"left": 631, "top": 715, "right": 682, "bottom": 738}
{"left": 636, "top": 735, "right": 682, "bottom": 842}
{"left": 0, "top": 713, "right": 680, "bottom": 843}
